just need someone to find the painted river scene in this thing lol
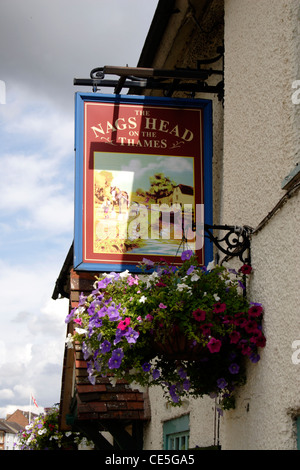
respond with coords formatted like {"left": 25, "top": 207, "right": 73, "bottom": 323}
{"left": 93, "top": 152, "right": 198, "bottom": 256}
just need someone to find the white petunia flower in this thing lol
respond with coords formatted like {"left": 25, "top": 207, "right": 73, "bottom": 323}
{"left": 213, "top": 293, "right": 220, "bottom": 301}
{"left": 129, "top": 381, "right": 147, "bottom": 393}
{"left": 120, "top": 269, "right": 130, "bottom": 278}
{"left": 207, "top": 260, "right": 215, "bottom": 271}
{"left": 109, "top": 376, "right": 118, "bottom": 387}
{"left": 75, "top": 327, "right": 88, "bottom": 335}
{"left": 65, "top": 333, "right": 74, "bottom": 349}
{"left": 177, "top": 283, "right": 192, "bottom": 292}
{"left": 190, "top": 273, "right": 200, "bottom": 282}
{"left": 139, "top": 295, "right": 147, "bottom": 303}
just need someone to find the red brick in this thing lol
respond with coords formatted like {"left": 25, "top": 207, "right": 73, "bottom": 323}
{"left": 126, "top": 401, "right": 144, "bottom": 410}
{"left": 77, "top": 384, "right": 107, "bottom": 394}
{"left": 78, "top": 402, "right": 107, "bottom": 413}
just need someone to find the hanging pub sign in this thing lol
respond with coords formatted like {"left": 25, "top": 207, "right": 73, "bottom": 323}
{"left": 74, "top": 92, "right": 213, "bottom": 272}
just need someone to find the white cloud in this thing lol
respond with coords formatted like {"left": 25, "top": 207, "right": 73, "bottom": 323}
{"left": 0, "top": 389, "right": 14, "bottom": 400}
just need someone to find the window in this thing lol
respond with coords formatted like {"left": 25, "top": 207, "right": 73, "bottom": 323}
{"left": 163, "top": 415, "right": 189, "bottom": 450}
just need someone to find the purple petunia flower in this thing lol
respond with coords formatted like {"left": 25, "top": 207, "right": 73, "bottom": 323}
{"left": 181, "top": 250, "right": 193, "bottom": 261}
{"left": 183, "top": 379, "right": 190, "bottom": 391}
{"left": 187, "top": 265, "right": 195, "bottom": 275}
{"left": 97, "top": 277, "right": 113, "bottom": 289}
{"left": 142, "top": 362, "right": 151, "bottom": 372}
{"left": 169, "top": 385, "right": 180, "bottom": 403}
{"left": 229, "top": 363, "right": 240, "bottom": 374}
{"left": 142, "top": 258, "right": 154, "bottom": 267}
{"left": 177, "top": 367, "right": 187, "bottom": 379}
{"left": 82, "top": 341, "right": 91, "bottom": 360}
{"left": 108, "top": 348, "right": 124, "bottom": 369}
{"left": 125, "top": 327, "right": 139, "bottom": 344}
{"left": 111, "top": 348, "right": 124, "bottom": 360}
{"left": 217, "top": 378, "right": 228, "bottom": 389}
{"left": 107, "top": 306, "right": 122, "bottom": 321}
{"left": 101, "top": 340, "right": 111, "bottom": 353}
{"left": 65, "top": 308, "right": 76, "bottom": 324}
{"left": 152, "top": 369, "right": 160, "bottom": 380}
{"left": 108, "top": 356, "right": 122, "bottom": 369}
{"left": 249, "top": 352, "right": 260, "bottom": 363}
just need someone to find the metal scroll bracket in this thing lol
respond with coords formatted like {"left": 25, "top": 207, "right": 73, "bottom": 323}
{"left": 176, "top": 223, "right": 253, "bottom": 266}
{"left": 73, "top": 49, "right": 224, "bottom": 100}
{"left": 203, "top": 224, "right": 253, "bottom": 265}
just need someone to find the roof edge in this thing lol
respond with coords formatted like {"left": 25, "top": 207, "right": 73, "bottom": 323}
{"left": 137, "top": 0, "right": 177, "bottom": 67}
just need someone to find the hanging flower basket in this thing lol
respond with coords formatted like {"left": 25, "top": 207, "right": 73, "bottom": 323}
{"left": 151, "top": 325, "right": 206, "bottom": 361}
{"left": 65, "top": 251, "right": 266, "bottom": 411}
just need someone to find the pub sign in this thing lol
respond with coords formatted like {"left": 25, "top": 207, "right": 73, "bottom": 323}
{"left": 74, "top": 93, "right": 212, "bottom": 272}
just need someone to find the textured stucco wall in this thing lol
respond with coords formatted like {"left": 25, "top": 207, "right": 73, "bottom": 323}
{"left": 142, "top": 0, "right": 225, "bottom": 450}
{"left": 223, "top": 0, "right": 299, "bottom": 226}
{"left": 143, "top": 0, "right": 299, "bottom": 450}
{"left": 221, "top": 0, "right": 300, "bottom": 449}
{"left": 220, "top": 195, "right": 300, "bottom": 450}
{"left": 143, "top": 387, "right": 218, "bottom": 449}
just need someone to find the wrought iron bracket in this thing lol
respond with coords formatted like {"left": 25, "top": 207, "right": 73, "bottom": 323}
{"left": 73, "top": 49, "right": 224, "bottom": 100}
{"left": 203, "top": 224, "right": 253, "bottom": 265}
{"left": 177, "top": 222, "right": 252, "bottom": 265}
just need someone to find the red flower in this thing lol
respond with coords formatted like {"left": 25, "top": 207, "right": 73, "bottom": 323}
{"left": 244, "top": 320, "right": 258, "bottom": 333}
{"left": 248, "top": 305, "right": 263, "bottom": 318}
{"left": 239, "top": 264, "right": 253, "bottom": 275}
{"left": 256, "top": 335, "right": 266, "bottom": 348}
{"left": 233, "top": 317, "right": 247, "bottom": 327}
{"left": 213, "top": 302, "right": 226, "bottom": 313}
{"left": 229, "top": 331, "right": 241, "bottom": 344}
{"left": 192, "top": 308, "right": 206, "bottom": 322}
{"left": 250, "top": 330, "right": 266, "bottom": 348}
{"left": 200, "top": 323, "right": 213, "bottom": 337}
{"left": 240, "top": 342, "right": 252, "bottom": 356}
{"left": 223, "top": 315, "right": 234, "bottom": 324}
{"left": 207, "top": 337, "right": 222, "bottom": 353}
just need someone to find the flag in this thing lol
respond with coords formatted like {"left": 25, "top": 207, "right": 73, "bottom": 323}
{"left": 31, "top": 395, "right": 38, "bottom": 408}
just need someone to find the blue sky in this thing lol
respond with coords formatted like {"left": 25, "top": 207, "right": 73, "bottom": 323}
{"left": 0, "top": 0, "right": 158, "bottom": 418}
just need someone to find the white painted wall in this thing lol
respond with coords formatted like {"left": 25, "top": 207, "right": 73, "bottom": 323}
{"left": 143, "top": 0, "right": 300, "bottom": 450}
{"left": 220, "top": 0, "right": 300, "bottom": 449}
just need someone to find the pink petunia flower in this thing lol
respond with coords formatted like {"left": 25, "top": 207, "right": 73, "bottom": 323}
{"left": 117, "top": 317, "right": 131, "bottom": 330}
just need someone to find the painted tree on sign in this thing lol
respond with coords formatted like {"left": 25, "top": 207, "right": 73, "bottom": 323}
{"left": 147, "top": 173, "right": 176, "bottom": 202}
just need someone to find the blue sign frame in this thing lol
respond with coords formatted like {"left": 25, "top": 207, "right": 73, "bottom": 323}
{"left": 74, "top": 92, "right": 213, "bottom": 272}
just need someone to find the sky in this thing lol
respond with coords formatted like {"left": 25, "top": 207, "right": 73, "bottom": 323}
{"left": 0, "top": 0, "right": 158, "bottom": 419}
{"left": 94, "top": 153, "right": 194, "bottom": 193}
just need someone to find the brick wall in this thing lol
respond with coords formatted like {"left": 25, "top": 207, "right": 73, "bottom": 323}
{"left": 70, "top": 269, "right": 150, "bottom": 423}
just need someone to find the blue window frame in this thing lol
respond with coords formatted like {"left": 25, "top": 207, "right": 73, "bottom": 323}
{"left": 163, "top": 415, "right": 190, "bottom": 450}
